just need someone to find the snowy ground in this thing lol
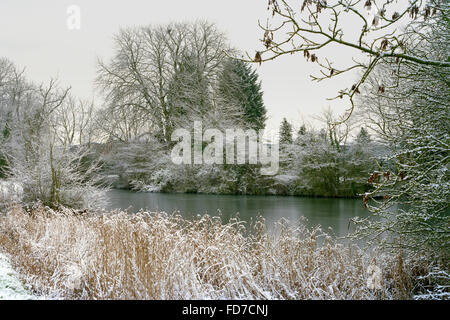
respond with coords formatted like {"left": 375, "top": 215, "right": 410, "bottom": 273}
{"left": 0, "top": 252, "right": 35, "bottom": 300}
{"left": 0, "top": 180, "right": 33, "bottom": 299}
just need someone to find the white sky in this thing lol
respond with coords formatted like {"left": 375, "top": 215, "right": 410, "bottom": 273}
{"left": 0, "top": 0, "right": 371, "bottom": 137}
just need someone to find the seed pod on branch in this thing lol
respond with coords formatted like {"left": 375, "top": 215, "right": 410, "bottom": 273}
{"left": 363, "top": 194, "right": 369, "bottom": 208}
{"left": 424, "top": 6, "right": 431, "bottom": 20}
{"left": 263, "top": 30, "right": 273, "bottom": 49}
{"left": 304, "top": 49, "right": 310, "bottom": 60}
{"left": 372, "top": 16, "right": 379, "bottom": 27}
{"left": 316, "top": 2, "right": 323, "bottom": 14}
{"left": 254, "top": 52, "right": 262, "bottom": 65}
{"left": 409, "top": 5, "right": 420, "bottom": 19}
{"left": 368, "top": 172, "right": 379, "bottom": 184}
{"left": 301, "top": 0, "right": 307, "bottom": 12}
{"left": 371, "top": 172, "right": 379, "bottom": 184}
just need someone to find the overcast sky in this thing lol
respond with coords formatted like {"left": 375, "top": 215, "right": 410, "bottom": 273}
{"left": 0, "top": 0, "right": 367, "bottom": 137}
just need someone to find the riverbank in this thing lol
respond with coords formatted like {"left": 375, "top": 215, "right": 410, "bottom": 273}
{"left": 113, "top": 186, "right": 369, "bottom": 199}
{"left": 0, "top": 205, "right": 440, "bottom": 300}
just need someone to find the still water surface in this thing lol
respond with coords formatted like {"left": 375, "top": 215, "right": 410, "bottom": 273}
{"left": 106, "top": 190, "right": 369, "bottom": 237}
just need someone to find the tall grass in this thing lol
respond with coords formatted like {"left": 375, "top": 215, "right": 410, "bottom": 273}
{"left": 0, "top": 205, "right": 437, "bottom": 299}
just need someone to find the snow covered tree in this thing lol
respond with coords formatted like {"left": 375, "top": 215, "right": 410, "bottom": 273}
{"left": 96, "top": 21, "right": 238, "bottom": 146}
{"left": 96, "top": 21, "right": 271, "bottom": 194}
{"left": 293, "top": 111, "right": 345, "bottom": 196}
{"left": 298, "top": 124, "right": 306, "bottom": 136}
{"left": 0, "top": 59, "right": 106, "bottom": 209}
{"left": 278, "top": 118, "right": 294, "bottom": 170}
{"left": 247, "top": 0, "right": 449, "bottom": 122}
{"left": 351, "top": 2, "right": 449, "bottom": 267}
{"left": 279, "top": 118, "right": 293, "bottom": 145}
{"left": 249, "top": 0, "right": 449, "bottom": 267}
{"left": 356, "top": 127, "right": 371, "bottom": 146}
{"left": 218, "top": 58, "right": 267, "bottom": 130}
{"left": 284, "top": 110, "right": 376, "bottom": 197}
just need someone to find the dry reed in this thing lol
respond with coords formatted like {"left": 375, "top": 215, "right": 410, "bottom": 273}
{"left": 0, "top": 205, "right": 433, "bottom": 299}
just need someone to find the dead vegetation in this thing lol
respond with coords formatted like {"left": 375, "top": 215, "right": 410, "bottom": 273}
{"left": 0, "top": 205, "right": 440, "bottom": 299}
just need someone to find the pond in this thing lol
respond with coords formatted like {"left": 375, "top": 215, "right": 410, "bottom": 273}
{"left": 105, "top": 190, "right": 370, "bottom": 237}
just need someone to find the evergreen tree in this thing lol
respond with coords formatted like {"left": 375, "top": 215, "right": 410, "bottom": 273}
{"left": 218, "top": 58, "right": 267, "bottom": 130}
{"left": 279, "top": 118, "right": 293, "bottom": 145}
{"left": 355, "top": 127, "right": 370, "bottom": 146}
{"left": 298, "top": 124, "right": 306, "bottom": 136}
{"left": 295, "top": 124, "right": 308, "bottom": 147}
{"left": 278, "top": 118, "right": 293, "bottom": 169}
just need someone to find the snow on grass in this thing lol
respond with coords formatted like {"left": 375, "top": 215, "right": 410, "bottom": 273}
{"left": 0, "top": 205, "right": 445, "bottom": 300}
{"left": 0, "top": 252, "right": 35, "bottom": 300}
{"left": 0, "top": 205, "right": 432, "bottom": 300}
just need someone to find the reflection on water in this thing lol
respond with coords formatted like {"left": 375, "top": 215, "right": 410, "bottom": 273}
{"left": 105, "top": 190, "right": 370, "bottom": 237}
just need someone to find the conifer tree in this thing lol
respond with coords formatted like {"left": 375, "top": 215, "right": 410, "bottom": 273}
{"left": 279, "top": 118, "right": 293, "bottom": 145}
{"left": 218, "top": 58, "right": 267, "bottom": 130}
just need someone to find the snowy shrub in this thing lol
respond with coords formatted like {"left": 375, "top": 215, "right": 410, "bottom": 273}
{"left": 6, "top": 144, "right": 107, "bottom": 210}
{"left": 0, "top": 180, "right": 23, "bottom": 210}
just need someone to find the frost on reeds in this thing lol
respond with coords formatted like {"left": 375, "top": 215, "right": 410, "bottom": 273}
{"left": 0, "top": 205, "right": 439, "bottom": 300}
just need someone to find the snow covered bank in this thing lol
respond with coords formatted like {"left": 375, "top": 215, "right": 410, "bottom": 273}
{"left": 0, "top": 252, "right": 35, "bottom": 300}
{"left": 0, "top": 181, "right": 37, "bottom": 300}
